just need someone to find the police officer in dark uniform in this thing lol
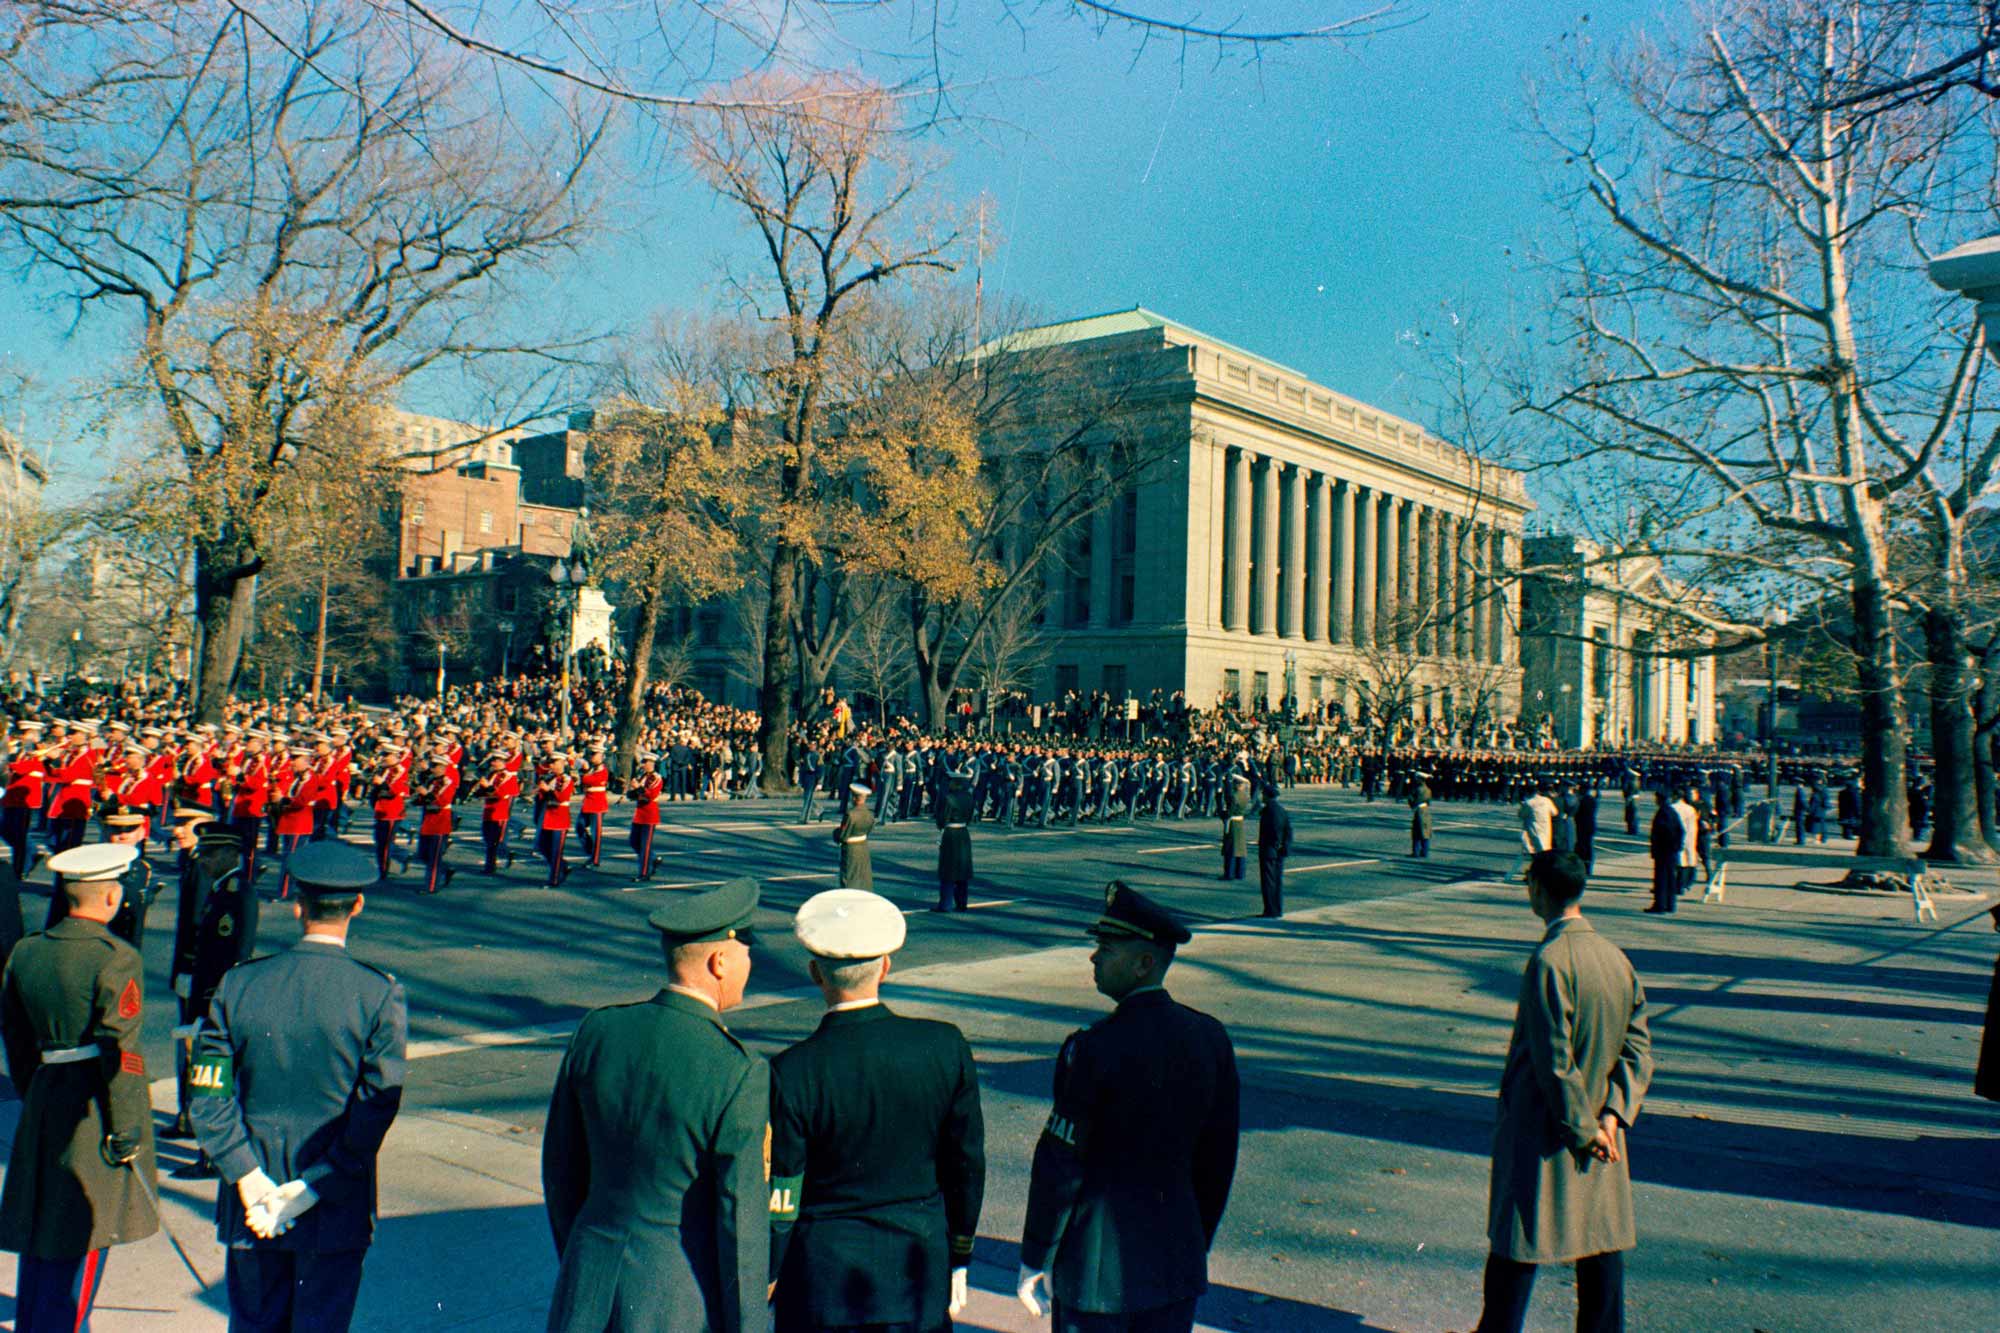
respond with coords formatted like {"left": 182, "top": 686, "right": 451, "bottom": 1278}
{"left": 164, "top": 813, "right": 259, "bottom": 1168}
{"left": 1018, "top": 884, "right": 1240, "bottom": 1333}
{"left": 770, "top": 890, "right": 985, "bottom": 1332}
{"left": 189, "top": 840, "right": 407, "bottom": 1333}
{"left": 543, "top": 878, "right": 767, "bottom": 1333}
{"left": 0, "top": 842, "right": 160, "bottom": 1333}
{"left": 1256, "top": 783, "right": 1292, "bottom": 920}
{"left": 935, "top": 778, "right": 975, "bottom": 913}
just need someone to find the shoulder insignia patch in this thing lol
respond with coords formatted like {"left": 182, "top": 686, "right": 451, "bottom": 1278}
{"left": 120, "top": 1050, "right": 145, "bottom": 1076}
{"left": 1044, "top": 1112, "right": 1078, "bottom": 1146}
{"left": 118, "top": 978, "right": 141, "bottom": 1019}
{"left": 768, "top": 1172, "right": 803, "bottom": 1222}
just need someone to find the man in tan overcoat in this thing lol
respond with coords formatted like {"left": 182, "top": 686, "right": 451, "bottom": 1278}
{"left": 1471, "top": 849, "right": 1653, "bottom": 1333}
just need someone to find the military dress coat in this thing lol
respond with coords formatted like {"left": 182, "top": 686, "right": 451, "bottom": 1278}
{"left": 189, "top": 939, "right": 408, "bottom": 1251}
{"left": 1022, "top": 988, "right": 1240, "bottom": 1315}
{"left": 0, "top": 918, "right": 160, "bottom": 1258}
{"left": 935, "top": 785, "right": 974, "bottom": 885}
{"left": 171, "top": 833, "right": 259, "bottom": 1016}
{"left": 1408, "top": 782, "right": 1435, "bottom": 840}
{"left": 1221, "top": 790, "right": 1249, "bottom": 858}
{"left": 1487, "top": 917, "right": 1653, "bottom": 1264}
{"left": 837, "top": 804, "right": 876, "bottom": 891}
{"left": 543, "top": 990, "right": 769, "bottom": 1333}
{"left": 769, "top": 1003, "right": 985, "bottom": 1331}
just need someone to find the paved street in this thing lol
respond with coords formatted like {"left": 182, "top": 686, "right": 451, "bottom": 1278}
{"left": 4, "top": 787, "right": 1997, "bottom": 1331}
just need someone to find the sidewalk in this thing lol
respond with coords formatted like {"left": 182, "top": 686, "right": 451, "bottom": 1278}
{"left": 4, "top": 839, "right": 1996, "bottom": 1331}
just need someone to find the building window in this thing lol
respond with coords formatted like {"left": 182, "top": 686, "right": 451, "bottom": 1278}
{"left": 1055, "top": 664, "right": 1079, "bottom": 697}
{"left": 411, "top": 499, "right": 426, "bottom": 524}
{"left": 697, "top": 608, "right": 723, "bottom": 647}
{"left": 1252, "top": 671, "right": 1270, "bottom": 710}
{"left": 1112, "top": 490, "right": 1137, "bottom": 624}
{"left": 1309, "top": 674, "right": 1324, "bottom": 702}
{"left": 1223, "top": 669, "right": 1242, "bottom": 706}
{"left": 1592, "top": 627, "right": 1611, "bottom": 698}
{"left": 1102, "top": 664, "right": 1126, "bottom": 700}
{"left": 479, "top": 510, "right": 493, "bottom": 534}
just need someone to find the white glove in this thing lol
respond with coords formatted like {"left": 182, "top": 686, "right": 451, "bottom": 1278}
{"left": 249, "top": 1179, "right": 319, "bottom": 1238}
{"left": 235, "top": 1168, "right": 279, "bottom": 1227}
{"left": 171, "top": 974, "right": 191, "bottom": 999}
{"left": 1016, "top": 1264, "right": 1049, "bottom": 1317}
{"left": 948, "top": 1266, "right": 969, "bottom": 1316}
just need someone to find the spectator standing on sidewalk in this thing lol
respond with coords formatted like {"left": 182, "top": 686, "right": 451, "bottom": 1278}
{"left": 1471, "top": 850, "right": 1653, "bottom": 1333}
{"left": 1644, "top": 791, "right": 1683, "bottom": 916}
{"left": 1977, "top": 903, "right": 2000, "bottom": 1103}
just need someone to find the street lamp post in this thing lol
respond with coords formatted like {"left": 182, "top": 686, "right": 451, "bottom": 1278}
{"left": 67, "top": 628, "right": 80, "bottom": 682}
{"left": 1763, "top": 603, "right": 1790, "bottom": 796}
{"left": 548, "top": 557, "right": 590, "bottom": 739}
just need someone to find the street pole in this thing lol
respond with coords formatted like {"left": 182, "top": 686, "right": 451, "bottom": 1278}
{"left": 1766, "top": 637, "right": 1779, "bottom": 797}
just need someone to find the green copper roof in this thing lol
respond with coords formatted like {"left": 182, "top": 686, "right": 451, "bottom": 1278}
{"left": 976, "top": 305, "right": 1308, "bottom": 379}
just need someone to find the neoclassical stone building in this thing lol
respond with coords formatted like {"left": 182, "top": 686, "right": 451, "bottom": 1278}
{"left": 986, "top": 308, "right": 1532, "bottom": 723}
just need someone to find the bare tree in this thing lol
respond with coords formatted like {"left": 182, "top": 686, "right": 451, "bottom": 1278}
{"left": 0, "top": 4, "right": 605, "bottom": 719}
{"left": 1519, "top": 2, "right": 1999, "bottom": 857}
{"left": 842, "top": 580, "right": 915, "bottom": 724}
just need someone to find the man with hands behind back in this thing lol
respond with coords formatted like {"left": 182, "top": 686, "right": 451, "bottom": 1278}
{"left": 190, "top": 840, "right": 407, "bottom": 1333}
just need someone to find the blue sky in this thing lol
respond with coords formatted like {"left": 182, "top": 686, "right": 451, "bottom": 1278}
{"left": 3, "top": 0, "right": 1665, "bottom": 489}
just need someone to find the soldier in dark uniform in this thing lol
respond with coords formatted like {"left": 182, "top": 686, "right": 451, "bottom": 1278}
{"left": 543, "top": 878, "right": 767, "bottom": 1333}
{"left": 935, "top": 778, "right": 975, "bottom": 913}
{"left": 163, "top": 815, "right": 259, "bottom": 1170}
{"left": 1220, "top": 776, "right": 1249, "bottom": 881}
{"left": 188, "top": 840, "right": 406, "bottom": 1333}
{"left": 1256, "top": 784, "right": 1292, "bottom": 920}
{"left": 0, "top": 842, "right": 160, "bottom": 1332}
{"left": 771, "top": 890, "right": 985, "bottom": 1332}
{"left": 1018, "top": 885, "right": 1239, "bottom": 1332}
{"left": 837, "top": 783, "right": 876, "bottom": 891}
{"left": 46, "top": 811, "right": 155, "bottom": 949}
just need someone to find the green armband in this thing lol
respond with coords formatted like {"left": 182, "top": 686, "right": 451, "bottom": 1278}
{"left": 769, "top": 1173, "right": 803, "bottom": 1221}
{"left": 188, "top": 1051, "right": 234, "bottom": 1097}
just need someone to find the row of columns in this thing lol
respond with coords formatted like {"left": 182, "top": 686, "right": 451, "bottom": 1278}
{"left": 1219, "top": 447, "right": 1515, "bottom": 664}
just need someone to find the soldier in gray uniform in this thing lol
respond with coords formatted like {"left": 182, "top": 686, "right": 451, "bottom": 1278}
{"left": 189, "top": 840, "right": 407, "bottom": 1333}
{"left": 770, "top": 890, "right": 985, "bottom": 1332}
{"left": 543, "top": 878, "right": 767, "bottom": 1333}
{"left": 1018, "top": 885, "right": 1239, "bottom": 1333}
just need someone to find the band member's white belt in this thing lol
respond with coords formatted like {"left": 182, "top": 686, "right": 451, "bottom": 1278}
{"left": 40, "top": 1044, "right": 100, "bottom": 1065}
{"left": 944, "top": 823, "right": 967, "bottom": 829}
{"left": 845, "top": 836, "right": 868, "bottom": 843}
{"left": 1228, "top": 816, "right": 1244, "bottom": 823}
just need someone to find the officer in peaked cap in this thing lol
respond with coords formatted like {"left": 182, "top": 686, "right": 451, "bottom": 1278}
{"left": 0, "top": 839, "right": 160, "bottom": 1333}
{"left": 46, "top": 830, "right": 155, "bottom": 949}
{"left": 770, "top": 890, "right": 985, "bottom": 1333}
{"left": 189, "top": 839, "right": 407, "bottom": 1333}
{"left": 1018, "top": 883, "right": 1239, "bottom": 1333}
{"left": 544, "top": 878, "right": 768, "bottom": 1333}
{"left": 163, "top": 817, "right": 257, "bottom": 1165}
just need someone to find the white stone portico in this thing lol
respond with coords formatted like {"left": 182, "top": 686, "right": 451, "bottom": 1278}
{"left": 980, "top": 308, "right": 1532, "bottom": 722}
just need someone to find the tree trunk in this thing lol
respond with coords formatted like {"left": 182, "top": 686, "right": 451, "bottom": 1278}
{"left": 756, "top": 541, "right": 799, "bottom": 794}
{"left": 1850, "top": 576, "right": 1909, "bottom": 857}
{"left": 191, "top": 542, "right": 259, "bottom": 724}
{"left": 1922, "top": 600, "right": 1992, "bottom": 862}
{"left": 310, "top": 566, "right": 330, "bottom": 704}
{"left": 613, "top": 591, "right": 661, "bottom": 783}
{"left": 1978, "top": 643, "right": 2000, "bottom": 851}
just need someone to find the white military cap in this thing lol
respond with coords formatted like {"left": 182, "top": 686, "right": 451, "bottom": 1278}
{"left": 848, "top": 783, "right": 871, "bottom": 798}
{"left": 794, "top": 889, "right": 906, "bottom": 960}
{"left": 47, "top": 842, "right": 139, "bottom": 883}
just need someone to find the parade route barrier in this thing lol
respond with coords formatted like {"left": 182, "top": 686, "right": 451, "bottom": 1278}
{"left": 1700, "top": 848, "right": 1941, "bottom": 922}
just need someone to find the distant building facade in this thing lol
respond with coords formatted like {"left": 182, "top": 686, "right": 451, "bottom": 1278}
{"left": 980, "top": 309, "right": 1533, "bottom": 724}
{"left": 1517, "top": 535, "right": 1718, "bottom": 747}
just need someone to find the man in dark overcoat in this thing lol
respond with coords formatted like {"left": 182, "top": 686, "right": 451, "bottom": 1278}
{"left": 1256, "top": 784, "right": 1292, "bottom": 920}
{"left": 935, "top": 778, "right": 975, "bottom": 913}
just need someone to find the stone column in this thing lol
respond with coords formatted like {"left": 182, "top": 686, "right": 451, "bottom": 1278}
{"left": 1450, "top": 515, "right": 1473, "bottom": 659}
{"left": 1416, "top": 508, "right": 1437, "bottom": 656}
{"left": 1088, "top": 503, "right": 1114, "bottom": 628}
{"left": 1222, "top": 448, "right": 1250, "bottom": 632}
{"left": 1353, "top": 487, "right": 1377, "bottom": 647}
{"left": 1471, "top": 523, "right": 1493, "bottom": 661}
{"left": 1493, "top": 528, "right": 1516, "bottom": 667}
{"left": 1253, "top": 457, "right": 1279, "bottom": 636}
{"left": 1397, "top": 499, "right": 1419, "bottom": 653}
{"left": 1280, "top": 465, "right": 1307, "bottom": 638}
{"left": 1375, "top": 492, "right": 1400, "bottom": 648}
{"left": 1331, "top": 481, "right": 1355, "bottom": 645}
{"left": 1306, "top": 474, "right": 1331, "bottom": 641}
